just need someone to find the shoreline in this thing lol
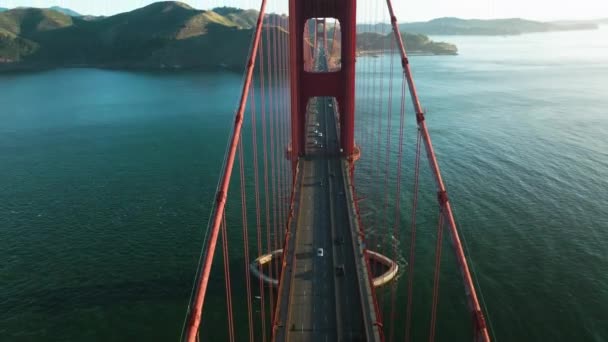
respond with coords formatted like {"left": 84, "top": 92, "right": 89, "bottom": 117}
{"left": 0, "top": 50, "right": 459, "bottom": 74}
{"left": 357, "top": 49, "right": 458, "bottom": 57}
{"left": 0, "top": 63, "right": 244, "bottom": 74}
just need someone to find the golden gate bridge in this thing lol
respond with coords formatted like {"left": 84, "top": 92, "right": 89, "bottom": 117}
{"left": 181, "top": 0, "right": 491, "bottom": 340}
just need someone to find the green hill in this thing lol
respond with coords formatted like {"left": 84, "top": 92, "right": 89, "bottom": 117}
{"left": 0, "top": 2, "right": 290, "bottom": 70}
{"left": 0, "top": 1, "right": 456, "bottom": 71}
{"left": 212, "top": 7, "right": 259, "bottom": 28}
{"left": 359, "top": 17, "right": 598, "bottom": 35}
{"left": 0, "top": 8, "right": 74, "bottom": 62}
{"left": 48, "top": 6, "right": 82, "bottom": 17}
{"left": 0, "top": 6, "right": 81, "bottom": 16}
{"left": 357, "top": 31, "right": 457, "bottom": 55}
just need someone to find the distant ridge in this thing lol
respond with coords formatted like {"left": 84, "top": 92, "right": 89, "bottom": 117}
{"left": 358, "top": 17, "right": 598, "bottom": 35}
{"left": 0, "top": 3, "right": 284, "bottom": 70}
{"left": 49, "top": 6, "right": 82, "bottom": 17}
{"left": 0, "top": 2, "right": 456, "bottom": 72}
{"left": 0, "top": 6, "right": 81, "bottom": 16}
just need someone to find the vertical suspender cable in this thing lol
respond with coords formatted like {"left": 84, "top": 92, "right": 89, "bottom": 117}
{"left": 429, "top": 212, "right": 445, "bottom": 342}
{"left": 238, "top": 139, "right": 254, "bottom": 342}
{"left": 221, "top": 214, "right": 235, "bottom": 342}
{"left": 250, "top": 83, "right": 268, "bottom": 341}
{"left": 260, "top": 20, "right": 276, "bottom": 326}
{"left": 384, "top": 0, "right": 491, "bottom": 340}
{"left": 386, "top": 36, "right": 399, "bottom": 342}
{"left": 277, "top": 16, "right": 284, "bottom": 240}
{"left": 266, "top": 17, "right": 279, "bottom": 291}
{"left": 282, "top": 16, "right": 291, "bottom": 241}
{"left": 182, "top": 1, "right": 268, "bottom": 340}
{"left": 274, "top": 15, "right": 286, "bottom": 246}
{"left": 271, "top": 18, "right": 284, "bottom": 248}
{"left": 405, "top": 129, "right": 422, "bottom": 342}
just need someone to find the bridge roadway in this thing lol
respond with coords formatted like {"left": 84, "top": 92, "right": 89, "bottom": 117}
{"left": 274, "top": 85, "right": 381, "bottom": 340}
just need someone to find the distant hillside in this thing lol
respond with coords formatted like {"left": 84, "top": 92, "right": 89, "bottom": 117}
{"left": 359, "top": 17, "right": 598, "bottom": 35}
{"left": 212, "top": 6, "right": 258, "bottom": 28}
{"left": 358, "top": 32, "right": 457, "bottom": 55}
{"left": 0, "top": 2, "right": 285, "bottom": 70}
{"left": 0, "top": 6, "right": 81, "bottom": 16}
{"left": 0, "top": 1, "right": 456, "bottom": 71}
{"left": 49, "top": 6, "right": 82, "bottom": 17}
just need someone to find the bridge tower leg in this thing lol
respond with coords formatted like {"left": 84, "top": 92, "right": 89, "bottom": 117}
{"left": 289, "top": 0, "right": 357, "bottom": 165}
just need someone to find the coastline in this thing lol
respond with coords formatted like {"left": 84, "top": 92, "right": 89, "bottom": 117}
{"left": 357, "top": 49, "right": 458, "bottom": 57}
{"left": 0, "top": 49, "right": 459, "bottom": 74}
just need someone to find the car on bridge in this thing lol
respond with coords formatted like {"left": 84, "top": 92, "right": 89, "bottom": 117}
{"left": 336, "top": 264, "right": 345, "bottom": 276}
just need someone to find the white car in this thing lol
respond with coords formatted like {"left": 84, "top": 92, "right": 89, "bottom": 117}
{"left": 317, "top": 248, "right": 324, "bottom": 257}
{"left": 317, "top": 132, "right": 323, "bottom": 137}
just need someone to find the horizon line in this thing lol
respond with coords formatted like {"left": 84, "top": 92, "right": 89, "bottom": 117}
{"left": 0, "top": 3, "right": 606, "bottom": 22}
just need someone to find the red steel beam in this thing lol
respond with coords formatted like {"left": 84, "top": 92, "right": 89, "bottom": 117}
{"left": 182, "top": 1, "right": 268, "bottom": 340}
{"left": 384, "top": 1, "right": 491, "bottom": 341}
{"left": 288, "top": 0, "right": 357, "bottom": 161}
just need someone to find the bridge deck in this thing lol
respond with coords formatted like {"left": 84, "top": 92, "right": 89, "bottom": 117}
{"left": 274, "top": 94, "right": 380, "bottom": 341}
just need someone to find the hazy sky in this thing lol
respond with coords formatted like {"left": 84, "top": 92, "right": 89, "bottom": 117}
{"left": 1, "top": 0, "right": 607, "bottom": 21}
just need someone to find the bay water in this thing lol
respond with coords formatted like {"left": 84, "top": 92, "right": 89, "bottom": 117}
{"left": 1, "top": 26, "right": 607, "bottom": 341}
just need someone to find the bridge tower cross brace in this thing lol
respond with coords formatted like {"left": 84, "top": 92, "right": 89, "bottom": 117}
{"left": 289, "top": 0, "right": 357, "bottom": 163}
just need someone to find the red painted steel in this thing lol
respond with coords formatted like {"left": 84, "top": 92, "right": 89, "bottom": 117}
{"left": 271, "top": 161, "right": 300, "bottom": 339}
{"left": 182, "top": 0, "right": 268, "bottom": 340}
{"left": 288, "top": 0, "right": 357, "bottom": 162}
{"left": 351, "top": 181, "right": 385, "bottom": 339}
{"left": 385, "top": 0, "right": 491, "bottom": 340}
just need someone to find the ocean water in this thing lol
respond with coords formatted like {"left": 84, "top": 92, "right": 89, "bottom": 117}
{"left": 1, "top": 26, "right": 607, "bottom": 341}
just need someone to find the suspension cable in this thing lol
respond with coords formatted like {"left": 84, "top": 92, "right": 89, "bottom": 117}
{"left": 384, "top": 0, "right": 491, "bottom": 340}
{"left": 405, "top": 129, "right": 422, "bottom": 342}
{"left": 386, "top": 35, "right": 399, "bottom": 342}
{"left": 250, "top": 83, "right": 268, "bottom": 341}
{"left": 260, "top": 18, "right": 276, "bottom": 327}
{"left": 181, "top": 0, "right": 268, "bottom": 339}
{"left": 238, "top": 139, "right": 254, "bottom": 342}
{"left": 221, "top": 214, "right": 235, "bottom": 342}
